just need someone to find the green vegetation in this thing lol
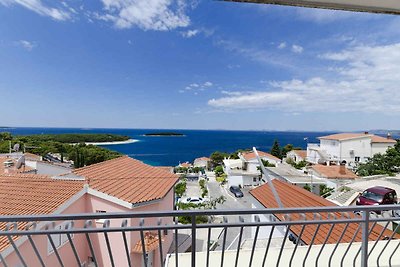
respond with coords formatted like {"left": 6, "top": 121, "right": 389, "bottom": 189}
{"left": 320, "top": 184, "right": 334, "bottom": 198}
{"left": 261, "top": 159, "right": 276, "bottom": 167}
{"left": 303, "top": 184, "right": 311, "bottom": 192}
{"left": 175, "top": 180, "right": 187, "bottom": 197}
{"left": 356, "top": 141, "right": 400, "bottom": 176}
{"left": 270, "top": 140, "right": 282, "bottom": 159}
{"left": 286, "top": 158, "right": 307, "bottom": 169}
{"left": 18, "top": 133, "right": 129, "bottom": 143}
{"left": 0, "top": 132, "right": 122, "bottom": 167}
{"left": 214, "top": 165, "right": 224, "bottom": 176}
{"left": 216, "top": 174, "right": 227, "bottom": 184}
{"left": 177, "top": 196, "right": 226, "bottom": 224}
{"left": 199, "top": 179, "right": 208, "bottom": 198}
{"left": 144, "top": 132, "right": 184, "bottom": 136}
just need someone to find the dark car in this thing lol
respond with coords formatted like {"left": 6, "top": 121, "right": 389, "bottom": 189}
{"left": 229, "top": 186, "right": 244, "bottom": 198}
{"left": 356, "top": 186, "right": 397, "bottom": 207}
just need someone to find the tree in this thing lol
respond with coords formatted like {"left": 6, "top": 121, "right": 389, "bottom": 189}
{"left": 214, "top": 165, "right": 224, "bottom": 177}
{"left": 210, "top": 151, "right": 229, "bottom": 166}
{"left": 303, "top": 184, "right": 311, "bottom": 192}
{"left": 0, "top": 132, "right": 12, "bottom": 141}
{"left": 270, "top": 139, "right": 282, "bottom": 159}
{"left": 319, "top": 184, "right": 334, "bottom": 198}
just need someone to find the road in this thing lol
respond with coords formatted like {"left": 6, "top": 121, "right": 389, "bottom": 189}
{"left": 206, "top": 173, "right": 253, "bottom": 251}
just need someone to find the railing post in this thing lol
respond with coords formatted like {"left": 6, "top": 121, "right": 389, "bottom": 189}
{"left": 361, "top": 210, "right": 369, "bottom": 267}
{"left": 192, "top": 214, "right": 196, "bottom": 267}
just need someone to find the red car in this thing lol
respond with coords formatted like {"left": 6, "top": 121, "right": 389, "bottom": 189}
{"left": 356, "top": 186, "right": 397, "bottom": 206}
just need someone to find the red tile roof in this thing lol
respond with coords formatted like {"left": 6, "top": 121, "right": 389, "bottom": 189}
{"left": 74, "top": 156, "right": 179, "bottom": 205}
{"left": 250, "top": 179, "right": 396, "bottom": 244}
{"left": 311, "top": 164, "right": 358, "bottom": 179}
{"left": 132, "top": 232, "right": 162, "bottom": 253}
{"left": 291, "top": 150, "right": 307, "bottom": 159}
{"left": 242, "top": 151, "right": 280, "bottom": 162}
{"left": 319, "top": 133, "right": 396, "bottom": 143}
{"left": 0, "top": 173, "right": 84, "bottom": 251}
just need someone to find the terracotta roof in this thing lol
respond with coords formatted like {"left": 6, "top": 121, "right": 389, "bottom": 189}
{"left": 311, "top": 164, "right": 358, "bottom": 179}
{"left": 157, "top": 166, "right": 174, "bottom": 173}
{"left": 370, "top": 135, "right": 397, "bottom": 143}
{"left": 319, "top": 133, "right": 396, "bottom": 143}
{"left": 179, "top": 162, "right": 192, "bottom": 168}
{"left": 132, "top": 232, "right": 162, "bottom": 253}
{"left": 23, "top": 152, "right": 42, "bottom": 161}
{"left": 74, "top": 156, "right": 178, "bottom": 205}
{"left": 0, "top": 173, "right": 84, "bottom": 251}
{"left": 0, "top": 157, "right": 34, "bottom": 174}
{"left": 250, "top": 180, "right": 396, "bottom": 245}
{"left": 291, "top": 150, "right": 307, "bottom": 159}
{"left": 195, "top": 157, "right": 210, "bottom": 161}
{"left": 242, "top": 151, "right": 280, "bottom": 162}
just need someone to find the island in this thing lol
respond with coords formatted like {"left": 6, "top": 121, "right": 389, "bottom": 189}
{"left": 144, "top": 132, "right": 184, "bottom": 136}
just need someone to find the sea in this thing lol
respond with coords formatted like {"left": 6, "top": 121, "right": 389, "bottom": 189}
{"left": 2, "top": 127, "right": 394, "bottom": 167}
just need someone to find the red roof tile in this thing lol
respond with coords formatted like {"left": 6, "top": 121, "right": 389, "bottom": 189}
{"left": 291, "top": 150, "right": 307, "bottom": 159}
{"left": 132, "top": 232, "right": 162, "bottom": 253}
{"left": 242, "top": 151, "right": 280, "bottom": 162}
{"left": 311, "top": 165, "right": 358, "bottom": 179}
{"left": 0, "top": 173, "right": 84, "bottom": 251}
{"left": 74, "top": 156, "right": 178, "bottom": 204}
{"left": 250, "top": 180, "right": 395, "bottom": 244}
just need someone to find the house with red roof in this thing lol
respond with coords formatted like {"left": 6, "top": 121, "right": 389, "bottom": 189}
{"left": 250, "top": 179, "right": 396, "bottom": 244}
{"left": 0, "top": 156, "right": 178, "bottom": 267}
{"left": 223, "top": 150, "right": 281, "bottom": 188}
{"left": 307, "top": 132, "right": 396, "bottom": 167}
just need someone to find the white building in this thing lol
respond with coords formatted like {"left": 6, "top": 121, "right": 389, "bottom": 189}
{"left": 193, "top": 157, "right": 210, "bottom": 169}
{"left": 307, "top": 133, "right": 396, "bottom": 167}
{"left": 223, "top": 150, "right": 281, "bottom": 188}
{"left": 286, "top": 150, "right": 307, "bottom": 163}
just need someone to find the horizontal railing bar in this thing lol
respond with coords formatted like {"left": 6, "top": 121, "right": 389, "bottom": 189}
{"left": 1, "top": 205, "right": 399, "bottom": 222}
{"left": 0, "top": 219, "right": 369, "bottom": 236}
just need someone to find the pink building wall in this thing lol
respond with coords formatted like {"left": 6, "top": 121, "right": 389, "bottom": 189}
{"left": 3, "top": 188, "right": 175, "bottom": 267}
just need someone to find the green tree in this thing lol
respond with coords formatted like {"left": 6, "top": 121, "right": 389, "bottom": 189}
{"left": 319, "top": 184, "right": 334, "bottom": 198}
{"left": 214, "top": 165, "right": 224, "bottom": 177}
{"left": 210, "top": 151, "right": 229, "bottom": 166}
{"left": 303, "top": 184, "right": 311, "bottom": 192}
{"left": 0, "top": 132, "right": 12, "bottom": 141}
{"left": 270, "top": 139, "right": 282, "bottom": 159}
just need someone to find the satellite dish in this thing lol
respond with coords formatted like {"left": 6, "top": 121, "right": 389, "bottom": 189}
{"left": 13, "top": 143, "right": 20, "bottom": 152}
{"left": 16, "top": 155, "right": 25, "bottom": 169}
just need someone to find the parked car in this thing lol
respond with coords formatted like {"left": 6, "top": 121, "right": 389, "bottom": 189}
{"left": 229, "top": 186, "right": 244, "bottom": 198}
{"left": 181, "top": 197, "right": 205, "bottom": 204}
{"left": 356, "top": 186, "right": 397, "bottom": 208}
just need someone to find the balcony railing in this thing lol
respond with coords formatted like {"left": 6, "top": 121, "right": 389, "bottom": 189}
{"left": 1, "top": 205, "right": 400, "bottom": 267}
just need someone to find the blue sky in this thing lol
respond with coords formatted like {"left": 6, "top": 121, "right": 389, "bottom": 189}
{"left": 1, "top": 0, "right": 400, "bottom": 131}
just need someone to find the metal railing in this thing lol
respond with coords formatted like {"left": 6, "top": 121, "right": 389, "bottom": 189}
{"left": 1, "top": 205, "right": 400, "bottom": 267}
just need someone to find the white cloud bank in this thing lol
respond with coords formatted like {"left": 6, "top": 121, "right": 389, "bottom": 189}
{"left": 208, "top": 43, "right": 400, "bottom": 114}
{"left": 96, "top": 0, "right": 191, "bottom": 30}
{"left": 15, "top": 40, "right": 36, "bottom": 51}
{"left": 0, "top": 0, "right": 71, "bottom": 20}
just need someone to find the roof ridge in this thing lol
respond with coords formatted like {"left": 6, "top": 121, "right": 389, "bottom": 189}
{"left": 73, "top": 155, "right": 128, "bottom": 171}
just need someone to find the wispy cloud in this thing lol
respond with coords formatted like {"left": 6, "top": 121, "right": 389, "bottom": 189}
{"left": 0, "top": 0, "right": 72, "bottom": 21}
{"left": 291, "top": 44, "right": 303, "bottom": 54}
{"left": 180, "top": 27, "right": 214, "bottom": 38}
{"left": 95, "top": 0, "right": 192, "bottom": 31}
{"left": 181, "top": 81, "right": 213, "bottom": 94}
{"left": 208, "top": 43, "right": 400, "bottom": 114}
{"left": 277, "top": 42, "right": 286, "bottom": 49}
{"left": 15, "top": 40, "right": 36, "bottom": 51}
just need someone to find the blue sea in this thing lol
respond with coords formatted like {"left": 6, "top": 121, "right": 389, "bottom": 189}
{"left": 0, "top": 127, "right": 382, "bottom": 166}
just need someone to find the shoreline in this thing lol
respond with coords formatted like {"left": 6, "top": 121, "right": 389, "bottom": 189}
{"left": 72, "top": 139, "right": 139, "bottom": 146}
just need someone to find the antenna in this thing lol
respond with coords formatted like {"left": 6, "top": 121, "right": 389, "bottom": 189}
{"left": 253, "top": 147, "right": 283, "bottom": 208}
{"left": 16, "top": 155, "right": 25, "bottom": 169}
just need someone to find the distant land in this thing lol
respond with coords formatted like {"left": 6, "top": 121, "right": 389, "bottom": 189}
{"left": 144, "top": 132, "right": 184, "bottom": 136}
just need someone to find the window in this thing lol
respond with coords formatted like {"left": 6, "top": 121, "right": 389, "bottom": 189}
{"left": 47, "top": 222, "right": 71, "bottom": 254}
{"left": 355, "top": 157, "right": 360, "bottom": 162}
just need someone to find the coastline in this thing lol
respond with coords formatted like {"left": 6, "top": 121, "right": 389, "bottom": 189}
{"left": 72, "top": 139, "right": 139, "bottom": 146}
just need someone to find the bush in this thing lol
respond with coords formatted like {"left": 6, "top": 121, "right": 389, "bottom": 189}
{"left": 175, "top": 181, "right": 187, "bottom": 197}
{"left": 214, "top": 166, "right": 224, "bottom": 176}
{"left": 216, "top": 174, "right": 227, "bottom": 184}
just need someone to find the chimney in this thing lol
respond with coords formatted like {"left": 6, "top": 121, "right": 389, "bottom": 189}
{"left": 387, "top": 132, "right": 392, "bottom": 139}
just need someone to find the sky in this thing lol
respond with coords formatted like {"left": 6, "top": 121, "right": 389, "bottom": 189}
{"left": 1, "top": 1, "right": 400, "bottom": 131}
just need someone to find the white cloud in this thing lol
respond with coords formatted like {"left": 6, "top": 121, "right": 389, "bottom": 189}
{"left": 182, "top": 81, "right": 213, "bottom": 93}
{"left": 181, "top": 29, "right": 199, "bottom": 38}
{"left": 291, "top": 44, "right": 303, "bottom": 54}
{"left": 96, "top": 0, "right": 191, "bottom": 31}
{"left": 277, "top": 42, "right": 286, "bottom": 49}
{"left": 208, "top": 43, "right": 400, "bottom": 114}
{"left": 15, "top": 40, "right": 36, "bottom": 51}
{"left": 0, "top": 0, "right": 72, "bottom": 21}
